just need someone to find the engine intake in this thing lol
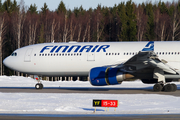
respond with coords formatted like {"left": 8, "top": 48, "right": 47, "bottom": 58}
{"left": 89, "top": 67, "right": 134, "bottom": 86}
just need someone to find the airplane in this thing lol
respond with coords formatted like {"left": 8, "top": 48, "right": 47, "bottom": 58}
{"left": 3, "top": 41, "right": 180, "bottom": 92}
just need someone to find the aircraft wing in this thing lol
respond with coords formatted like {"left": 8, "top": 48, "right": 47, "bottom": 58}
{"left": 122, "top": 51, "right": 177, "bottom": 75}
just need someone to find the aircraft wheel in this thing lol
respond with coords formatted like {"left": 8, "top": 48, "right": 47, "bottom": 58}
{"left": 164, "top": 84, "right": 173, "bottom": 92}
{"left": 171, "top": 83, "right": 177, "bottom": 92}
{"left": 40, "top": 84, "right": 43, "bottom": 89}
{"left": 35, "top": 83, "right": 43, "bottom": 89}
{"left": 153, "top": 83, "right": 163, "bottom": 92}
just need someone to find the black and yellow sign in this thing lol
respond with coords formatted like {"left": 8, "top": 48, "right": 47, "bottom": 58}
{"left": 93, "top": 100, "right": 102, "bottom": 107}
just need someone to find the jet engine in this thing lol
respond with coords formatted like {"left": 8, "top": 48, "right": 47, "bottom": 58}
{"left": 89, "top": 67, "right": 134, "bottom": 86}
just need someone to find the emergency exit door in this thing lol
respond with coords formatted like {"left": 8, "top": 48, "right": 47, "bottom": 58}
{"left": 24, "top": 48, "right": 33, "bottom": 62}
{"left": 87, "top": 53, "right": 95, "bottom": 61}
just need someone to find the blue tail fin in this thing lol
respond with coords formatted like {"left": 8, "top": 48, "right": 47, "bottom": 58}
{"left": 142, "top": 41, "right": 154, "bottom": 51}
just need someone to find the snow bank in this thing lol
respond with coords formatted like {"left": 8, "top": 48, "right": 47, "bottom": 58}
{"left": 0, "top": 76, "right": 180, "bottom": 114}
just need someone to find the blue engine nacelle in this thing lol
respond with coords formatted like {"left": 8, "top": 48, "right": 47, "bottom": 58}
{"left": 89, "top": 67, "right": 133, "bottom": 86}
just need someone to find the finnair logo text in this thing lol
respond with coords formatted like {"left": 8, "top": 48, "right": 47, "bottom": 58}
{"left": 40, "top": 45, "right": 110, "bottom": 53}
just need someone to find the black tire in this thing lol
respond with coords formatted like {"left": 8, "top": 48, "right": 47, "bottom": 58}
{"left": 153, "top": 83, "right": 163, "bottom": 92}
{"left": 35, "top": 83, "right": 43, "bottom": 89}
{"left": 164, "top": 84, "right": 173, "bottom": 92}
{"left": 35, "top": 83, "right": 41, "bottom": 89}
{"left": 171, "top": 83, "right": 177, "bottom": 92}
{"left": 40, "top": 84, "right": 43, "bottom": 89}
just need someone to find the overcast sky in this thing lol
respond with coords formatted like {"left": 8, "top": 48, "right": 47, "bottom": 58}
{"left": 1, "top": 0, "right": 176, "bottom": 11}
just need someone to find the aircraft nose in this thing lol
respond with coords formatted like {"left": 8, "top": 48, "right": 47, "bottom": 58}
{"left": 3, "top": 57, "right": 12, "bottom": 69}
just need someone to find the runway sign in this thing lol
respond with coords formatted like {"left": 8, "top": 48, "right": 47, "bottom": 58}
{"left": 93, "top": 100, "right": 118, "bottom": 107}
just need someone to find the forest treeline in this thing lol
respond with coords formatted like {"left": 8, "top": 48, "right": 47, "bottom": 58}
{"left": 1, "top": 0, "right": 180, "bottom": 75}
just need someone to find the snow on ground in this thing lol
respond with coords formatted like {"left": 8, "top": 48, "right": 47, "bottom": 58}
{"left": 0, "top": 76, "right": 180, "bottom": 114}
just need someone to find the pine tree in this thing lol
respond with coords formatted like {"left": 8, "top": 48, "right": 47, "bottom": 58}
{"left": 0, "top": 0, "right": 3, "bottom": 12}
{"left": 41, "top": 3, "right": 49, "bottom": 14}
{"left": 125, "top": 0, "right": 137, "bottom": 41}
{"left": 118, "top": 2, "right": 127, "bottom": 41}
{"left": 56, "top": 1, "right": 66, "bottom": 14}
{"left": 145, "top": 2, "right": 155, "bottom": 40}
{"left": 28, "top": 4, "right": 38, "bottom": 14}
{"left": 38, "top": 24, "right": 45, "bottom": 43}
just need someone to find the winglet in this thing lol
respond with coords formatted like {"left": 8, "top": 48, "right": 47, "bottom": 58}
{"left": 142, "top": 41, "right": 154, "bottom": 51}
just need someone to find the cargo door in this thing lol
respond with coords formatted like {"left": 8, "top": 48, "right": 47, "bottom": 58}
{"left": 24, "top": 48, "right": 33, "bottom": 62}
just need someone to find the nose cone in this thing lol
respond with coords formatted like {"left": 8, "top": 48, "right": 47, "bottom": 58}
{"left": 3, "top": 56, "right": 14, "bottom": 70}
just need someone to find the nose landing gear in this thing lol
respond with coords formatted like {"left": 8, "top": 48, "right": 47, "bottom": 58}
{"left": 35, "top": 83, "right": 43, "bottom": 89}
{"left": 34, "top": 76, "right": 44, "bottom": 90}
{"left": 153, "top": 83, "right": 177, "bottom": 92}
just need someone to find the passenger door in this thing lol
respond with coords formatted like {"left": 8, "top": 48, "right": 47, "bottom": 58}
{"left": 24, "top": 48, "right": 33, "bottom": 62}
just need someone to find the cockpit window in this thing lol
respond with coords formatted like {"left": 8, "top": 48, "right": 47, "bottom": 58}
{"left": 11, "top": 52, "right": 17, "bottom": 56}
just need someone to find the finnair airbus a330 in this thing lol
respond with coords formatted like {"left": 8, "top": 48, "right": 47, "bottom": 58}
{"left": 3, "top": 41, "right": 180, "bottom": 92}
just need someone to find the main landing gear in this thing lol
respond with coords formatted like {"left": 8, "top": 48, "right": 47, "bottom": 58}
{"left": 153, "top": 83, "right": 177, "bottom": 92}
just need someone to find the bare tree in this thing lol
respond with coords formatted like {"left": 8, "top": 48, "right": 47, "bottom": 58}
{"left": 63, "top": 12, "right": 69, "bottom": 42}
{"left": 0, "top": 12, "right": 8, "bottom": 75}
{"left": 12, "top": 0, "right": 26, "bottom": 48}
{"left": 96, "top": 7, "right": 105, "bottom": 42}
{"left": 154, "top": 9, "right": 170, "bottom": 41}
{"left": 25, "top": 12, "right": 39, "bottom": 45}
{"left": 69, "top": 13, "right": 77, "bottom": 41}
{"left": 170, "top": 9, "right": 180, "bottom": 41}
{"left": 136, "top": 5, "right": 148, "bottom": 41}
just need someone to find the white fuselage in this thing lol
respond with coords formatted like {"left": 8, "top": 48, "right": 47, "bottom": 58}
{"left": 3, "top": 41, "right": 180, "bottom": 76}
